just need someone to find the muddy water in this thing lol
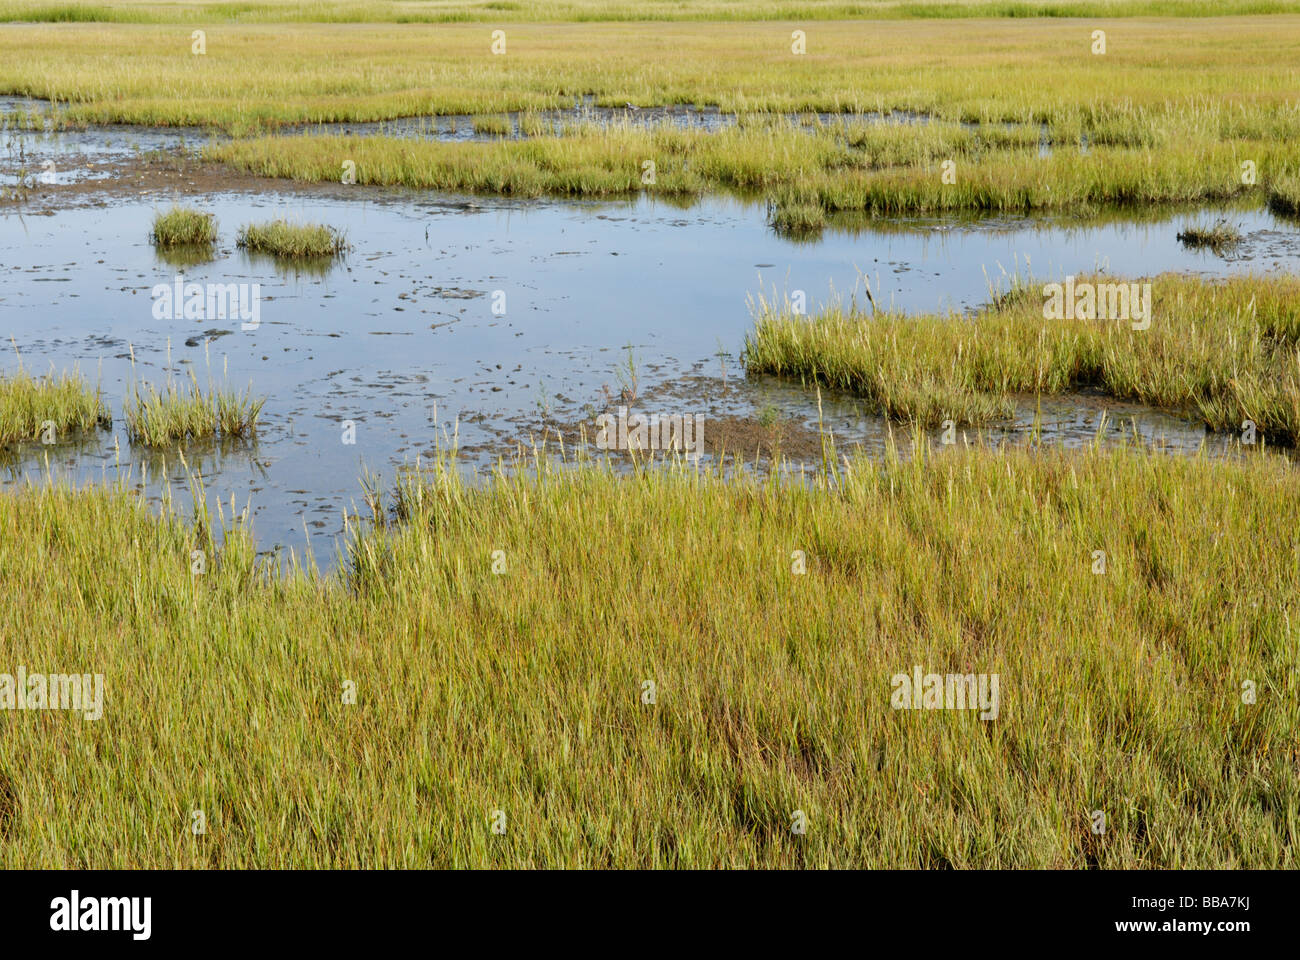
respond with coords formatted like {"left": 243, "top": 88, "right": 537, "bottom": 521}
{"left": 3, "top": 177, "right": 1298, "bottom": 566}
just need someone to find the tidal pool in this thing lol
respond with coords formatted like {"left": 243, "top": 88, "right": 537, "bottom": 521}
{"left": 3, "top": 179, "right": 1296, "bottom": 565}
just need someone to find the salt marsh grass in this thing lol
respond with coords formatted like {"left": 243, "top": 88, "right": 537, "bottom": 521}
{"left": 5, "top": 18, "right": 1300, "bottom": 131}
{"left": 746, "top": 273, "right": 1300, "bottom": 443}
{"left": 124, "top": 365, "right": 264, "bottom": 446}
{"left": 518, "top": 110, "right": 548, "bottom": 137}
{"left": 0, "top": 438, "right": 1295, "bottom": 867}
{"left": 236, "top": 219, "right": 346, "bottom": 258}
{"left": 767, "top": 192, "right": 827, "bottom": 238}
{"left": 149, "top": 205, "right": 217, "bottom": 247}
{"left": 5, "top": 0, "right": 1299, "bottom": 875}
{"left": 1176, "top": 219, "right": 1242, "bottom": 254}
{"left": 4, "top": 1, "right": 1298, "bottom": 24}
{"left": 790, "top": 140, "right": 1281, "bottom": 215}
{"left": 472, "top": 114, "right": 512, "bottom": 137}
{"left": 206, "top": 117, "right": 1294, "bottom": 213}
{"left": 1267, "top": 173, "right": 1300, "bottom": 216}
{"left": 0, "top": 365, "right": 109, "bottom": 445}
{"left": 11, "top": 15, "right": 1300, "bottom": 215}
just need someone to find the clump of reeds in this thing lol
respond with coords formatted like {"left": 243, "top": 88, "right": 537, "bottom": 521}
{"left": 472, "top": 114, "right": 512, "bottom": 137}
{"left": 766, "top": 190, "right": 827, "bottom": 238}
{"left": 1176, "top": 218, "right": 1241, "bottom": 253}
{"left": 236, "top": 219, "right": 347, "bottom": 258}
{"left": 150, "top": 206, "right": 218, "bottom": 247}
{"left": 518, "top": 111, "right": 548, "bottom": 137}
{"left": 0, "top": 364, "right": 110, "bottom": 445}
{"left": 124, "top": 355, "right": 264, "bottom": 446}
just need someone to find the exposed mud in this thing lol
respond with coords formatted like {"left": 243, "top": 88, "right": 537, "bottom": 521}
{"left": 1, "top": 150, "right": 423, "bottom": 212}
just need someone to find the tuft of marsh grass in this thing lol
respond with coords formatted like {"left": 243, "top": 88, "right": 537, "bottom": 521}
{"left": 0, "top": 437, "right": 1296, "bottom": 867}
{"left": 767, "top": 192, "right": 826, "bottom": 238}
{"left": 236, "top": 219, "right": 347, "bottom": 258}
{"left": 518, "top": 110, "right": 547, "bottom": 137}
{"left": 745, "top": 272, "right": 1300, "bottom": 444}
{"left": 149, "top": 205, "right": 217, "bottom": 247}
{"left": 124, "top": 367, "right": 264, "bottom": 446}
{"left": 1177, "top": 218, "right": 1242, "bottom": 253}
{"left": 0, "top": 364, "right": 109, "bottom": 445}
{"left": 471, "top": 114, "right": 512, "bottom": 136}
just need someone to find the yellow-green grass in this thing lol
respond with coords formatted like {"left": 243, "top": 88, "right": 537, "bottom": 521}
{"left": 783, "top": 140, "right": 1294, "bottom": 215}
{"left": 471, "top": 114, "right": 511, "bottom": 137}
{"left": 124, "top": 371, "right": 264, "bottom": 445}
{"left": 5, "top": 18, "right": 1300, "bottom": 132}
{"left": 1267, "top": 173, "right": 1300, "bottom": 217}
{"left": 768, "top": 194, "right": 827, "bottom": 238}
{"left": 204, "top": 118, "right": 1297, "bottom": 212}
{"left": 0, "top": 367, "right": 110, "bottom": 445}
{"left": 518, "top": 110, "right": 547, "bottom": 137}
{"left": 745, "top": 272, "right": 1300, "bottom": 443}
{"left": 4, "top": 1, "right": 1298, "bottom": 24}
{"left": 149, "top": 204, "right": 218, "bottom": 246}
{"left": 0, "top": 439, "right": 1296, "bottom": 867}
{"left": 236, "top": 219, "right": 346, "bottom": 258}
